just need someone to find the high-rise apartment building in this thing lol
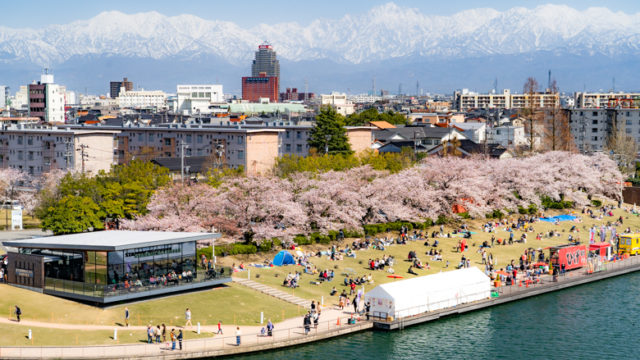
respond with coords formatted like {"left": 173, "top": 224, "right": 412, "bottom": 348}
{"left": 28, "top": 73, "right": 65, "bottom": 123}
{"left": 251, "top": 44, "right": 280, "bottom": 78}
{"left": 110, "top": 77, "right": 133, "bottom": 98}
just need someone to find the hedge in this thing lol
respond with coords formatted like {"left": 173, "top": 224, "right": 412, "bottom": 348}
{"left": 363, "top": 220, "right": 434, "bottom": 236}
{"left": 518, "top": 204, "right": 538, "bottom": 215}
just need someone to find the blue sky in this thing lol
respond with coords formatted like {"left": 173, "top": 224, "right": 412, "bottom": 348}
{"left": 4, "top": 0, "right": 640, "bottom": 28}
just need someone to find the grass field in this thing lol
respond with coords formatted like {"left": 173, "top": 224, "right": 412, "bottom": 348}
{"left": 0, "top": 283, "right": 299, "bottom": 328}
{"left": 227, "top": 204, "right": 640, "bottom": 303}
{"left": 0, "top": 323, "right": 212, "bottom": 346}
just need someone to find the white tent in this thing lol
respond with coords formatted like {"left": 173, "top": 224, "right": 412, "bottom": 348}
{"left": 364, "top": 267, "right": 490, "bottom": 320}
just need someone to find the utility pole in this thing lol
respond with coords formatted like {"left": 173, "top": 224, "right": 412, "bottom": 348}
{"left": 77, "top": 144, "right": 89, "bottom": 174}
{"left": 180, "top": 141, "right": 189, "bottom": 184}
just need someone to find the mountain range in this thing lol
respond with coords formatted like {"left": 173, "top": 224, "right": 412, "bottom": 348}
{"left": 1, "top": 3, "right": 640, "bottom": 95}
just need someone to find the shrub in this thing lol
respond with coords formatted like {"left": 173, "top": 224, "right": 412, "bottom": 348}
{"left": 293, "top": 234, "right": 311, "bottom": 245}
{"left": 213, "top": 243, "right": 258, "bottom": 256}
{"left": 436, "top": 215, "right": 448, "bottom": 225}
{"left": 591, "top": 199, "right": 602, "bottom": 207}
{"left": 487, "top": 210, "right": 504, "bottom": 219}
{"left": 541, "top": 196, "right": 574, "bottom": 210}
{"left": 458, "top": 212, "right": 471, "bottom": 219}
{"left": 258, "top": 238, "right": 282, "bottom": 252}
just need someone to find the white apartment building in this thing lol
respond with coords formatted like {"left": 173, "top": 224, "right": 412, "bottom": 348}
{"left": 12, "top": 86, "right": 29, "bottom": 110}
{"left": 175, "top": 85, "right": 224, "bottom": 116}
{"left": 0, "top": 86, "right": 6, "bottom": 110}
{"left": 453, "top": 89, "right": 559, "bottom": 111}
{"left": 117, "top": 88, "right": 166, "bottom": 109}
{"left": 574, "top": 92, "right": 640, "bottom": 108}
{"left": 348, "top": 94, "right": 382, "bottom": 104}
{"left": 321, "top": 92, "right": 355, "bottom": 116}
{"left": 45, "top": 84, "right": 65, "bottom": 123}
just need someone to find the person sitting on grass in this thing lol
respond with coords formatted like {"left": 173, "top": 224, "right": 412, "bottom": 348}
{"left": 407, "top": 265, "right": 418, "bottom": 275}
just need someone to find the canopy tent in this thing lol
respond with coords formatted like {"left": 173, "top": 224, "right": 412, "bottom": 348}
{"left": 365, "top": 267, "right": 490, "bottom": 320}
{"left": 272, "top": 250, "right": 295, "bottom": 266}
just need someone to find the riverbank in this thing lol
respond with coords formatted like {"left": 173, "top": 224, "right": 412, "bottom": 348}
{"left": 3, "top": 255, "right": 640, "bottom": 358}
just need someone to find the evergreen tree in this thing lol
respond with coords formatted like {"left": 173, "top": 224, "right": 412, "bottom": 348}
{"left": 309, "top": 106, "right": 352, "bottom": 154}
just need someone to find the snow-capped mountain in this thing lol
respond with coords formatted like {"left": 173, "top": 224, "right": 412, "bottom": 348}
{"left": 1, "top": 3, "right": 639, "bottom": 93}
{"left": 2, "top": 3, "right": 640, "bottom": 66}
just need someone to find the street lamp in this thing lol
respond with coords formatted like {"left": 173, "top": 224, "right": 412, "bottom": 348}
{"left": 325, "top": 135, "right": 331, "bottom": 154}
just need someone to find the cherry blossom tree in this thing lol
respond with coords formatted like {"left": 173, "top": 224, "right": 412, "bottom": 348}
{"left": 124, "top": 152, "right": 623, "bottom": 241}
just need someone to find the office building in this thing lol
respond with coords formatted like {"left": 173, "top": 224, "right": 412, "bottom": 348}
{"left": 110, "top": 77, "right": 133, "bottom": 99}
{"left": 117, "top": 89, "right": 166, "bottom": 109}
{"left": 175, "top": 85, "right": 224, "bottom": 115}
{"left": 242, "top": 74, "right": 279, "bottom": 103}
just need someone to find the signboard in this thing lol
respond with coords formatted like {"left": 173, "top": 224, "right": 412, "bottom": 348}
{"left": 15, "top": 268, "right": 33, "bottom": 278}
{"left": 11, "top": 209, "right": 22, "bottom": 230}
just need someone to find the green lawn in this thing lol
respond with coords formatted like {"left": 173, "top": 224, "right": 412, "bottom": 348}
{"left": 0, "top": 283, "right": 299, "bottom": 328}
{"left": 236, "top": 204, "right": 640, "bottom": 303}
{"left": 0, "top": 323, "right": 212, "bottom": 346}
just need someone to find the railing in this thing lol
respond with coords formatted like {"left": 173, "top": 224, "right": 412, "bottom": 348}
{"left": 370, "top": 255, "right": 640, "bottom": 322}
{"left": 0, "top": 314, "right": 370, "bottom": 358}
{"left": 493, "top": 255, "right": 640, "bottom": 298}
{"left": 44, "top": 267, "right": 232, "bottom": 299}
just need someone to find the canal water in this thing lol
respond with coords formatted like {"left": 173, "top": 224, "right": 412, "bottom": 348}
{"left": 230, "top": 272, "right": 640, "bottom": 359}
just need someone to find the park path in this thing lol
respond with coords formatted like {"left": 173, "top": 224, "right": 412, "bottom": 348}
{"left": 0, "top": 302, "right": 370, "bottom": 359}
{"left": 233, "top": 277, "right": 312, "bottom": 308}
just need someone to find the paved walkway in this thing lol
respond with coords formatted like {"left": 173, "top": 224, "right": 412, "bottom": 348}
{"left": 0, "top": 304, "right": 370, "bottom": 359}
{"left": 234, "top": 278, "right": 311, "bottom": 307}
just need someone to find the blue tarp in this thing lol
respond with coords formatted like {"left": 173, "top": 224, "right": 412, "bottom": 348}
{"left": 272, "top": 250, "right": 295, "bottom": 266}
{"left": 540, "top": 215, "right": 577, "bottom": 223}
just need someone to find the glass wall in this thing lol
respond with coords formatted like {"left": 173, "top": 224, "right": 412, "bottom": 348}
{"left": 106, "top": 242, "right": 198, "bottom": 288}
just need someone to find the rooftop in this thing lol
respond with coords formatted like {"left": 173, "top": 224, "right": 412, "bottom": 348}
{"left": 2, "top": 231, "right": 220, "bottom": 251}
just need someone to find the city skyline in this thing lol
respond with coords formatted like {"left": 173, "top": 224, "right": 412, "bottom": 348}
{"left": 2, "top": 2, "right": 640, "bottom": 94}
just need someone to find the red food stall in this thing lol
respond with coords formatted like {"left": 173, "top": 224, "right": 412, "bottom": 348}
{"left": 589, "top": 242, "right": 612, "bottom": 261}
{"left": 548, "top": 244, "right": 587, "bottom": 271}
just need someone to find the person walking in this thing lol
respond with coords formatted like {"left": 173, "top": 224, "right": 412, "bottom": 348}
{"left": 147, "top": 326, "right": 153, "bottom": 344}
{"left": 303, "top": 313, "right": 311, "bottom": 335}
{"left": 266, "top": 319, "right": 274, "bottom": 336}
{"left": 235, "top": 327, "right": 241, "bottom": 346}
{"left": 124, "top": 307, "right": 129, "bottom": 327}
{"left": 185, "top": 308, "right": 192, "bottom": 328}
{"left": 154, "top": 325, "right": 161, "bottom": 343}
{"left": 170, "top": 329, "right": 177, "bottom": 350}
{"left": 352, "top": 296, "right": 358, "bottom": 314}
{"left": 217, "top": 320, "right": 223, "bottom": 335}
{"left": 177, "top": 329, "right": 183, "bottom": 350}
{"left": 365, "top": 301, "right": 371, "bottom": 320}
{"left": 14, "top": 305, "right": 21, "bottom": 323}
{"left": 162, "top": 324, "right": 167, "bottom": 343}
